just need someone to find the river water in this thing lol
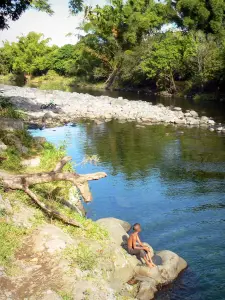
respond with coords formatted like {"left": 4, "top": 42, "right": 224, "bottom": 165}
{"left": 30, "top": 118, "right": 225, "bottom": 300}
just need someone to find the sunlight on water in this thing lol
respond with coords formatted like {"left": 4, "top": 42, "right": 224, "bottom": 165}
{"left": 30, "top": 121, "right": 225, "bottom": 300}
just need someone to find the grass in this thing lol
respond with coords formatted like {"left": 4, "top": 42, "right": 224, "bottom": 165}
{"left": 0, "top": 96, "right": 26, "bottom": 120}
{"left": 0, "top": 222, "right": 27, "bottom": 268}
{"left": 63, "top": 243, "right": 98, "bottom": 271}
{"left": 0, "top": 147, "right": 23, "bottom": 172}
{"left": 57, "top": 291, "right": 73, "bottom": 300}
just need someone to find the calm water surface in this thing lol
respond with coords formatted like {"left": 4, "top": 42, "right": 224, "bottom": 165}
{"left": 30, "top": 121, "right": 225, "bottom": 300}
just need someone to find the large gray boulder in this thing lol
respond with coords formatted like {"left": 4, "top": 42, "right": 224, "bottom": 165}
{"left": 96, "top": 217, "right": 130, "bottom": 246}
{"left": 0, "top": 117, "right": 24, "bottom": 131}
{"left": 97, "top": 218, "right": 187, "bottom": 300}
{"left": 135, "top": 250, "right": 187, "bottom": 300}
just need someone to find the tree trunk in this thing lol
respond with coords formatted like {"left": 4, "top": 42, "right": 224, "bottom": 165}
{"left": 170, "top": 70, "right": 177, "bottom": 93}
{"left": 105, "top": 66, "right": 121, "bottom": 90}
{"left": 0, "top": 156, "right": 107, "bottom": 228}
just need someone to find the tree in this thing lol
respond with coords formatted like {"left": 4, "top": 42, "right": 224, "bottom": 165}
{"left": 167, "top": 0, "right": 225, "bottom": 35}
{"left": 141, "top": 32, "right": 184, "bottom": 92}
{"left": 81, "top": 0, "right": 166, "bottom": 89}
{"left": 48, "top": 44, "right": 75, "bottom": 76}
{"left": 1, "top": 32, "right": 53, "bottom": 76}
{"left": 182, "top": 31, "right": 223, "bottom": 90}
{"left": 0, "top": 0, "right": 84, "bottom": 30}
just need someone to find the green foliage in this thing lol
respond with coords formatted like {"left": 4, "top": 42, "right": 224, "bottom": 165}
{"left": 0, "top": 96, "right": 25, "bottom": 119}
{"left": 38, "top": 142, "right": 72, "bottom": 172}
{"left": 1, "top": 0, "right": 225, "bottom": 95}
{"left": 0, "top": 223, "right": 27, "bottom": 267}
{"left": 57, "top": 291, "right": 73, "bottom": 300}
{"left": 141, "top": 32, "right": 184, "bottom": 92}
{"left": 168, "top": 0, "right": 225, "bottom": 34}
{"left": 0, "top": 147, "right": 23, "bottom": 172}
{"left": 63, "top": 243, "right": 97, "bottom": 271}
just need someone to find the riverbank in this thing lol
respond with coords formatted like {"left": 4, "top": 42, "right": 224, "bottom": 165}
{"left": 0, "top": 102, "right": 187, "bottom": 299}
{"left": 0, "top": 84, "right": 225, "bottom": 133}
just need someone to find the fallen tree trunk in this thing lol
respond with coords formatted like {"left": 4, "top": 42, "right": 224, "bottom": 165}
{"left": 0, "top": 156, "right": 107, "bottom": 228}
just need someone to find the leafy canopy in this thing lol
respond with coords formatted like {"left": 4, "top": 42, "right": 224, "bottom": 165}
{"left": 167, "top": 0, "right": 225, "bottom": 34}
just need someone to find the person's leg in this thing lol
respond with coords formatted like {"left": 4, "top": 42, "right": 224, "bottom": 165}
{"left": 140, "top": 250, "right": 154, "bottom": 268}
{"left": 143, "top": 255, "right": 154, "bottom": 268}
{"left": 145, "top": 249, "right": 156, "bottom": 267}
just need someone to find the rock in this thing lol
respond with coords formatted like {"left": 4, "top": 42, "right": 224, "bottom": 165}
{"left": 200, "top": 116, "right": 209, "bottom": 124}
{"left": 209, "top": 127, "right": 215, "bottom": 132}
{"left": 173, "top": 107, "right": 182, "bottom": 111}
{"left": 137, "top": 279, "right": 157, "bottom": 300}
{"left": 186, "top": 117, "right": 200, "bottom": 125}
{"left": 21, "top": 156, "right": 41, "bottom": 168}
{"left": 184, "top": 112, "right": 192, "bottom": 117}
{"left": 135, "top": 250, "right": 187, "bottom": 300}
{"left": 0, "top": 140, "right": 7, "bottom": 152}
{"left": 109, "top": 217, "right": 132, "bottom": 232}
{"left": 208, "top": 119, "right": 215, "bottom": 125}
{"left": 96, "top": 217, "right": 130, "bottom": 246}
{"left": 174, "top": 118, "right": 186, "bottom": 125}
{"left": 31, "top": 224, "right": 75, "bottom": 253}
{"left": 216, "top": 127, "right": 223, "bottom": 131}
{"left": 0, "top": 117, "right": 24, "bottom": 131}
{"left": 43, "top": 111, "right": 55, "bottom": 120}
{"left": 189, "top": 110, "right": 198, "bottom": 118}
{"left": 34, "top": 136, "right": 47, "bottom": 144}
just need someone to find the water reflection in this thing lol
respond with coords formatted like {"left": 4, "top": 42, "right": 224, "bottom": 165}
{"left": 84, "top": 121, "right": 225, "bottom": 181}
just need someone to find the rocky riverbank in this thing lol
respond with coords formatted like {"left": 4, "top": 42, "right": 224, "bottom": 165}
{"left": 1, "top": 85, "right": 225, "bottom": 132}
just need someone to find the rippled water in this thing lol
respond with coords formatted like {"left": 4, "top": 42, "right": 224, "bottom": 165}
{"left": 30, "top": 121, "right": 225, "bottom": 300}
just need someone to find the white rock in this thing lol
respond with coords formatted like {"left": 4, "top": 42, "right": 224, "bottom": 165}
{"left": 189, "top": 110, "right": 198, "bottom": 118}
{"left": 208, "top": 119, "right": 215, "bottom": 125}
{"left": 200, "top": 116, "right": 209, "bottom": 123}
{"left": 173, "top": 107, "right": 182, "bottom": 111}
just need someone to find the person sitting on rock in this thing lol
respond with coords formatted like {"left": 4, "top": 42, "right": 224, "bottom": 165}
{"left": 127, "top": 223, "right": 156, "bottom": 268}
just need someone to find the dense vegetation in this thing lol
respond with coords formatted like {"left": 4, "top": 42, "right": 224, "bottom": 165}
{"left": 1, "top": 0, "right": 225, "bottom": 96}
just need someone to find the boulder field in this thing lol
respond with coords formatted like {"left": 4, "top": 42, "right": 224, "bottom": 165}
{"left": 1, "top": 85, "right": 224, "bottom": 132}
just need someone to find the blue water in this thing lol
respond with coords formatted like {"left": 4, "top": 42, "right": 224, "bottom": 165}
{"left": 30, "top": 121, "right": 225, "bottom": 300}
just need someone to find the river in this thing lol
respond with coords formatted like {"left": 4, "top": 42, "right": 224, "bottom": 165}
{"left": 30, "top": 117, "right": 225, "bottom": 300}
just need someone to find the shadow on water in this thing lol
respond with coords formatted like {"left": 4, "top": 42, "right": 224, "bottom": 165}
{"left": 30, "top": 120, "right": 225, "bottom": 300}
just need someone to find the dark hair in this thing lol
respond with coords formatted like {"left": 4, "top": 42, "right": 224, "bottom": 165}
{"left": 133, "top": 223, "right": 141, "bottom": 230}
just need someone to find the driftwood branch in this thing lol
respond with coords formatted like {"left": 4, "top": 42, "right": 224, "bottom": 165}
{"left": 0, "top": 156, "right": 107, "bottom": 228}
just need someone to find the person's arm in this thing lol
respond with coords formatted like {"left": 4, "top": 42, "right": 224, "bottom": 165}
{"left": 132, "top": 235, "right": 146, "bottom": 250}
{"left": 137, "top": 234, "right": 144, "bottom": 247}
